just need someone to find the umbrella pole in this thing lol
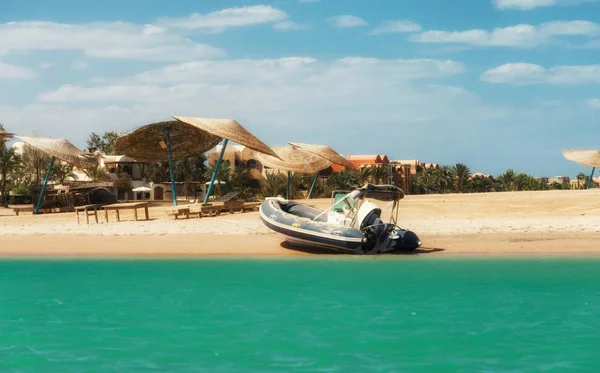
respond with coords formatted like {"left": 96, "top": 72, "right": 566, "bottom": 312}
{"left": 307, "top": 174, "right": 319, "bottom": 199}
{"left": 164, "top": 127, "right": 177, "bottom": 207}
{"left": 586, "top": 167, "right": 596, "bottom": 190}
{"left": 204, "top": 139, "right": 229, "bottom": 204}
{"left": 34, "top": 156, "right": 55, "bottom": 215}
{"left": 287, "top": 171, "right": 291, "bottom": 200}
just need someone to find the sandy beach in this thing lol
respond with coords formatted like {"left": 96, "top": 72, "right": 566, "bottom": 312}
{"left": 1, "top": 189, "right": 599, "bottom": 257}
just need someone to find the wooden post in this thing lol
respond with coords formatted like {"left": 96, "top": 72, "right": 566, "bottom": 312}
{"left": 164, "top": 126, "right": 177, "bottom": 206}
{"left": 586, "top": 167, "right": 596, "bottom": 190}
{"left": 35, "top": 156, "right": 55, "bottom": 215}
{"left": 307, "top": 174, "right": 318, "bottom": 199}
{"left": 204, "top": 139, "right": 229, "bottom": 204}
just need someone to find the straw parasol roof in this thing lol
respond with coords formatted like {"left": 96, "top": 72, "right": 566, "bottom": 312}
{"left": 0, "top": 129, "right": 13, "bottom": 141}
{"left": 563, "top": 149, "right": 600, "bottom": 168}
{"left": 289, "top": 142, "right": 356, "bottom": 170}
{"left": 115, "top": 120, "right": 222, "bottom": 162}
{"left": 254, "top": 145, "right": 333, "bottom": 174}
{"left": 16, "top": 136, "right": 98, "bottom": 169}
{"left": 172, "top": 115, "right": 281, "bottom": 160}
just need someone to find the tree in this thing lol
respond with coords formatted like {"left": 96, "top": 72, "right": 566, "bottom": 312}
{"left": 370, "top": 165, "right": 389, "bottom": 184}
{"left": 86, "top": 131, "right": 119, "bottom": 155}
{"left": 21, "top": 144, "right": 51, "bottom": 185}
{"left": 497, "top": 169, "right": 516, "bottom": 191}
{"left": 261, "top": 172, "right": 287, "bottom": 197}
{"left": 0, "top": 143, "right": 21, "bottom": 207}
{"left": 82, "top": 165, "right": 108, "bottom": 181}
{"left": 576, "top": 172, "right": 587, "bottom": 189}
{"left": 327, "top": 170, "right": 358, "bottom": 193}
{"left": 353, "top": 167, "right": 372, "bottom": 186}
{"left": 452, "top": 163, "right": 471, "bottom": 193}
{"left": 51, "top": 163, "right": 77, "bottom": 184}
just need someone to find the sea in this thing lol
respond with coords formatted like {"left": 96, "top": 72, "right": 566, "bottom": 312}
{"left": 1, "top": 257, "right": 599, "bottom": 372}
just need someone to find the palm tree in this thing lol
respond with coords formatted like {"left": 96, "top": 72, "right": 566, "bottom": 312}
{"left": 82, "top": 165, "right": 108, "bottom": 181}
{"left": 451, "top": 163, "right": 471, "bottom": 193}
{"left": 21, "top": 144, "right": 51, "bottom": 185}
{"left": 0, "top": 143, "right": 21, "bottom": 207}
{"left": 52, "top": 163, "right": 77, "bottom": 184}
{"left": 370, "top": 165, "right": 388, "bottom": 184}
{"left": 261, "top": 172, "right": 287, "bottom": 197}
{"left": 327, "top": 170, "right": 358, "bottom": 193}
{"left": 353, "top": 167, "right": 372, "bottom": 186}
{"left": 497, "top": 169, "right": 516, "bottom": 191}
{"left": 576, "top": 172, "right": 587, "bottom": 189}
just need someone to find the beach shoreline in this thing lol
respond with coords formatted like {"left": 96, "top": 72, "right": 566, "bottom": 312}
{"left": 2, "top": 190, "right": 599, "bottom": 258}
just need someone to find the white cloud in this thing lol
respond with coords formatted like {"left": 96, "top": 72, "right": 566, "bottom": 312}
{"left": 0, "top": 21, "right": 225, "bottom": 61}
{"left": 0, "top": 63, "right": 37, "bottom": 79}
{"left": 298, "top": 0, "right": 321, "bottom": 2}
{"left": 71, "top": 60, "right": 90, "bottom": 70}
{"left": 156, "top": 5, "right": 288, "bottom": 32}
{"left": 273, "top": 21, "right": 308, "bottom": 31}
{"left": 481, "top": 63, "right": 600, "bottom": 84}
{"left": 586, "top": 98, "right": 600, "bottom": 108}
{"left": 410, "top": 20, "right": 600, "bottom": 47}
{"left": 369, "top": 20, "right": 422, "bottom": 35}
{"left": 493, "top": 0, "right": 600, "bottom": 10}
{"left": 39, "top": 62, "right": 53, "bottom": 69}
{"left": 327, "top": 15, "right": 368, "bottom": 28}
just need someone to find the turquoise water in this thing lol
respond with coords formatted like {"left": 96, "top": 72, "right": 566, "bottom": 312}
{"left": 1, "top": 257, "right": 600, "bottom": 372}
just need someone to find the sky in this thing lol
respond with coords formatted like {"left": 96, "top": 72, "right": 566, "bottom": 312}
{"left": 2, "top": 0, "right": 600, "bottom": 177}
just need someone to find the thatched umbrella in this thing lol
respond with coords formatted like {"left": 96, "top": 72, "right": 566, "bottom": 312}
{"left": 116, "top": 117, "right": 279, "bottom": 206}
{"left": 116, "top": 120, "right": 222, "bottom": 206}
{"left": 171, "top": 116, "right": 281, "bottom": 204}
{"left": 0, "top": 130, "right": 13, "bottom": 142}
{"left": 563, "top": 149, "right": 600, "bottom": 189}
{"left": 16, "top": 136, "right": 98, "bottom": 214}
{"left": 255, "top": 145, "right": 333, "bottom": 199}
{"left": 289, "top": 142, "right": 355, "bottom": 198}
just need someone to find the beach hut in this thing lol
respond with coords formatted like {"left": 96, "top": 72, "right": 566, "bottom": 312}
{"left": 287, "top": 142, "right": 356, "bottom": 198}
{"left": 116, "top": 116, "right": 280, "bottom": 206}
{"left": 562, "top": 149, "right": 600, "bottom": 189}
{"left": 15, "top": 136, "right": 98, "bottom": 214}
{"left": 254, "top": 145, "right": 333, "bottom": 199}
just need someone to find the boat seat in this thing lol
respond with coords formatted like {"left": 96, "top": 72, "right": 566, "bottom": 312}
{"left": 284, "top": 202, "right": 328, "bottom": 222}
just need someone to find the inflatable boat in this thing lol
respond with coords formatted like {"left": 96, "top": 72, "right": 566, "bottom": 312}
{"left": 259, "top": 184, "right": 421, "bottom": 254}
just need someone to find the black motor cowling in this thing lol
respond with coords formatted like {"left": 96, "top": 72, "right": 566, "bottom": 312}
{"left": 391, "top": 229, "right": 421, "bottom": 251}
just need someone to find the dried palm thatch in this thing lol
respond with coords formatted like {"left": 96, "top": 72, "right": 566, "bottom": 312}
{"left": 172, "top": 115, "right": 281, "bottom": 159}
{"left": 288, "top": 142, "right": 356, "bottom": 170}
{"left": 115, "top": 120, "right": 222, "bottom": 162}
{"left": 255, "top": 145, "right": 332, "bottom": 174}
{"left": 563, "top": 149, "right": 600, "bottom": 168}
{"left": 0, "top": 130, "right": 13, "bottom": 141}
{"left": 17, "top": 135, "right": 98, "bottom": 169}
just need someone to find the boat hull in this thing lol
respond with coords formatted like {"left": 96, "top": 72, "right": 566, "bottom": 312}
{"left": 259, "top": 198, "right": 365, "bottom": 252}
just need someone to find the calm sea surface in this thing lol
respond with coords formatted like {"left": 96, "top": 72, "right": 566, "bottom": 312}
{"left": 1, "top": 257, "right": 600, "bottom": 372}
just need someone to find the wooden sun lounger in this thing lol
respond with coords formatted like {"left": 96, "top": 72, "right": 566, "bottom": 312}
{"left": 103, "top": 202, "right": 149, "bottom": 223}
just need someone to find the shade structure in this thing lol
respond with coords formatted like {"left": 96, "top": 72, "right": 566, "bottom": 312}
{"left": 115, "top": 120, "right": 222, "bottom": 162}
{"left": 16, "top": 135, "right": 98, "bottom": 215}
{"left": 17, "top": 136, "right": 98, "bottom": 169}
{"left": 172, "top": 116, "right": 281, "bottom": 160}
{"left": 0, "top": 130, "right": 13, "bottom": 141}
{"left": 255, "top": 145, "right": 333, "bottom": 174}
{"left": 563, "top": 149, "right": 600, "bottom": 190}
{"left": 170, "top": 115, "right": 281, "bottom": 203}
{"left": 563, "top": 149, "right": 600, "bottom": 168}
{"left": 132, "top": 186, "right": 152, "bottom": 192}
{"left": 288, "top": 142, "right": 356, "bottom": 170}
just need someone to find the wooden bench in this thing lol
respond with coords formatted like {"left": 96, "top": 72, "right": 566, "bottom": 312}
{"left": 166, "top": 207, "right": 190, "bottom": 220}
{"left": 13, "top": 207, "right": 35, "bottom": 216}
{"left": 242, "top": 202, "right": 261, "bottom": 212}
{"left": 103, "top": 202, "right": 150, "bottom": 223}
{"left": 74, "top": 204, "right": 103, "bottom": 224}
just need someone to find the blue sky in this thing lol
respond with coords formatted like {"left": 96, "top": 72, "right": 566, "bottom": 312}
{"left": 2, "top": 0, "right": 600, "bottom": 177}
